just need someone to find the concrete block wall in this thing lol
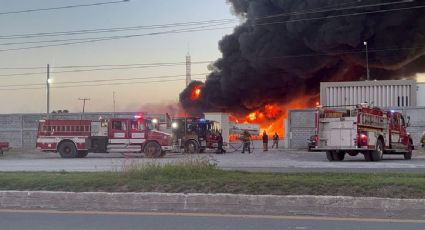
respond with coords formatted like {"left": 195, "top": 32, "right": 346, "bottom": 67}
{"left": 288, "top": 109, "right": 316, "bottom": 149}
{"left": 0, "top": 112, "right": 166, "bottom": 149}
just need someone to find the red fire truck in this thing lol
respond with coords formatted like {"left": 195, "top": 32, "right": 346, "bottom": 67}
{"left": 311, "top": 103, "right": 413, "bottom": 161}
{"left": 171, "top": 117, "right": 221, "bottom": 153}
{"left": 36, "top": 115, "right": 172, "bottom": 158}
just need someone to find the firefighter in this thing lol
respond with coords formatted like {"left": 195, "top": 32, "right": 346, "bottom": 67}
{"left": 241, "top": 130, "right": 251, "bottom": 154}
{"left": 262, "top": 131, "right": 269, "bottom": 152}
{"left": 272, "top": 132, "right": 279, "bottom": 149}
{"left": 421, "top": 132, "right": 425, "bottom": 149}
{"left": 216, "top": 131, "right": 226, "bottom": 154}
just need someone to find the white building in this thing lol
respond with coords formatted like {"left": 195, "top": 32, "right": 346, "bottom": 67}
{"left": 320, "top": 80, "right": 425, "bottom": 108}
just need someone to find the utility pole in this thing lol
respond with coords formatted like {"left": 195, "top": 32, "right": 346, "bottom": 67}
{"left": 46, "top": 64, "right": 50, "bottom": 118}
{"left": 363, "top": 41, "right": 370, "bottom": 81}
{"left": 78, "top": 98, "right": 90, "bottom": 119}
{"left": 113, "top": 91, "right": 116, "bottom": 118}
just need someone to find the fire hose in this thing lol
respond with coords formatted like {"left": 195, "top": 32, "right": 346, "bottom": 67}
{"left": 225, "top": 140, "right": 256, "bottom": 153}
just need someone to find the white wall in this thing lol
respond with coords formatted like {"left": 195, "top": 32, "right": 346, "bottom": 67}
{"left": 417, "top": 83, "right": 425, "bottom": 106}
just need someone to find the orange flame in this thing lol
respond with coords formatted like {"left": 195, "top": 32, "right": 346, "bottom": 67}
{"left": 229, "top": 96, "right": 318, "bottom": 139}
{"left": 190, "top": 84, "right": 202, "bottom": 101}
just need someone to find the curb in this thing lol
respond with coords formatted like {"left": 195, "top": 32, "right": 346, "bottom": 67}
{"left": 1, "top": 191, "right": 425, "bottom": 219}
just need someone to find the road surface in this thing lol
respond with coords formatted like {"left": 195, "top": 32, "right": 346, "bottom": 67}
{"left": 0, "top": 210, "right": 424, "bottom": 230}
{"left": 1, "top": 141, "right": 424, "bottom": 172}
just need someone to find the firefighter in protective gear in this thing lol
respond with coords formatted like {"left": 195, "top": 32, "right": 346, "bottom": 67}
{"left": 241, "top": 130, "right": 251, "bottom": 154}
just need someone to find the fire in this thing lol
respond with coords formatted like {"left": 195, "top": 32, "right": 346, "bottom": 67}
{"left": 229, "top": 96, "right": 318, "bottom": 139}
{"left": 248, "top": 112, "right": 256, "bottom": 121}
{"left": 190, "top": 84, "right": 203, "bottom": 100}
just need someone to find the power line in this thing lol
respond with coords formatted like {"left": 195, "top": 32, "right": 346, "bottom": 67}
{"left": 0, "top": 62, "right": 213, "bottom": 77}
{"left": 0, "top": 73, "right": 209, "bottom": 88}
{"left": 0, "top": 21, "right": 236, "bottom": 47}
{"left": 1, "top": 42, "right": 424, "bottom": 75}
{"left": 255, "top": 4, "right": 425, "bottom": 26}
{"left": 0, "top": 60, "right": 214, "bottom": 70}
{"left": 258, "top": 0, "right": 413, "bottom": 19}
{"left": 0, "top": 24, "right": 235, "bottom": 53}
{"left": 0, "top": 1, "right": 404, "bottom": 40}
{"left": 0, "top": 0, "right": 129, "bottom": 16}
{"left": 0, "top": 76, "right": 206, "bottom": 91}
{"left": 0, "top": 1, "right": 409, "bottom": 41}
{"left": 0, "top": 19, "right": 236, "bottom": 40}
{"left": 0, "top": 3, "right": 422, "bottom": 53}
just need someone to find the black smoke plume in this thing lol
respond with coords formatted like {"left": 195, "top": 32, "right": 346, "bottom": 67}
{"left": 180, "top": 0, "right": 425, "bottom": 116}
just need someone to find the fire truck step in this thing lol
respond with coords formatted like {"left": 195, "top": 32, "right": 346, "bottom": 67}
{"left": 107, "top": 145, "right": 141, "bottom": 153}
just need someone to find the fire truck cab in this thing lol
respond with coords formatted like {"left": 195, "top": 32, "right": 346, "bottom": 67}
{"left": 171, "top": 117, "right": 221, "bottom": 153}
{"left": 311, "top": 103, "right": 413, "bottom": 161}
{"left": 36, "top": 116, "right": 172, "bottom": 158}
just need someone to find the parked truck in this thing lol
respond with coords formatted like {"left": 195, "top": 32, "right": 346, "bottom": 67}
{"left": 171, "top": 117, "right": 221, "bottom": 153}
{"left": 36, "top": 115, "right": 172, "bottom": 158}
{"left": 0, "top": 142, "right": 9, "bottom": 155}
{"left": 311, "top": 103, "right": 413, "bottom": 161}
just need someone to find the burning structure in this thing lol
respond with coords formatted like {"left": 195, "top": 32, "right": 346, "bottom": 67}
{"left": 180, "top": 0, "right": 425, "bottom": 137}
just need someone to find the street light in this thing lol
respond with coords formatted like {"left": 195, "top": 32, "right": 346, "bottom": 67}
{"left": 46, "top": 64, "right": 50, "bottom": 118}
{"left": 363, "top": 41, "right": 370, "bottom": 81}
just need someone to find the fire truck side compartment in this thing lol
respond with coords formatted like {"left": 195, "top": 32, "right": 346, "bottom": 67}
{"left": 85, "top": 136, "right": 108, "bottom": 153}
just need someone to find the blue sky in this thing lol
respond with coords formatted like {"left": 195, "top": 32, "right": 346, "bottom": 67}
{"left": 0, "top": 0, "right": 238, "bottom": 113}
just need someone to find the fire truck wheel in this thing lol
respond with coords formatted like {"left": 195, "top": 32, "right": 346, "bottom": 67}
{"left": 371, "top": 140, "right": 384, "bottom": 161}
{"left": 77, "top": 151, "right": 89, "bottom": 158}
{"left": 144, "top": 142, "right": 161, "bottom": 158}
{"left": 184, "top": 140, "right": 199, "bottom": 154}
{"left": 58, "top": 141, "right": 77, "bottom": 158}
{"left": 332, "top": 151, "right": 345, "bottom": 161}
{"left": 326, "top": 151, "right": 335, "bottom": 161}
{"left": 160, "top": 150, "right": 166, "bottom": 158}
{"left": 363, "top": 152, "right": 373, "bottom": 161}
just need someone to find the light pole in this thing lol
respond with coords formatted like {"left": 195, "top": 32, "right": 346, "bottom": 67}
{"left": 46, "top": 64, "right": 51, "bottom": 118}
{"left": 363, "top": 41, "right": 370, "bottom": 81}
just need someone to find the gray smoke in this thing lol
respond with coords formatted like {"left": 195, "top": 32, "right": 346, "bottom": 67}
{"left": 180, "top": 0, "right": 425, "bottom": 116}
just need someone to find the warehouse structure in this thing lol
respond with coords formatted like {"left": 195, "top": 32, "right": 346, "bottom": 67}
{"left": 320, "top": 80, "right": 423, "bottom": 107}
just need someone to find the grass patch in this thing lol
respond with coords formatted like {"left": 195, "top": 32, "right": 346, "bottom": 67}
{"left": 1, "top": 157, "right": 425, "bottom": 198}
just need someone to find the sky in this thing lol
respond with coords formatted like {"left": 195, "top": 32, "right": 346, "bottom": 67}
{"left": 0, "top": 0, "right": 238, "bottom": 114}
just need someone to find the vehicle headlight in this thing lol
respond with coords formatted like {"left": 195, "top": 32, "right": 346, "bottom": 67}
{"left": 171, "top": 122, "right": 178, "bottom": 129}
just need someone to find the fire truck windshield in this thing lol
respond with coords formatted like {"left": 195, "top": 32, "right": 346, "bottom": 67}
{"left": 146, "top": 120, "right": 155, "bottom": 130}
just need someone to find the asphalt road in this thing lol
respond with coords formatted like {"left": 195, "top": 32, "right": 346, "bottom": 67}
{"left": 0, "top": 210, "right": 424, "bottom": 230}
{"left": 1, "top": 141, "right": 425, "bottom": 172}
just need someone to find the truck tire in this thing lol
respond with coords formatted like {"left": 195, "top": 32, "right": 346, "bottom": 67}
{"left": 371, "top": 140, "right": 384, "bottom": 161}
{"left": 326, "top": 151, "right": 334, "bottom": 161}
{"left": 77, "top": 150, "right": 89, "bottom": 158}
{"left": 332, "top": 151, "right": 345, "bottom": 161}
{"left": 144, "top": 142, "right": 161, "bottom": 158}
{"left": 160, "top": 150, "right": 166, "bottom": 158}
{"left": 184, "top": 140, "right": 199, "bottom": 154}
{"left": 58, "top": 141, "right": 77, "bottom": 158}
{"left": 363, "top": 152, "right": 372, "bottom": 161}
